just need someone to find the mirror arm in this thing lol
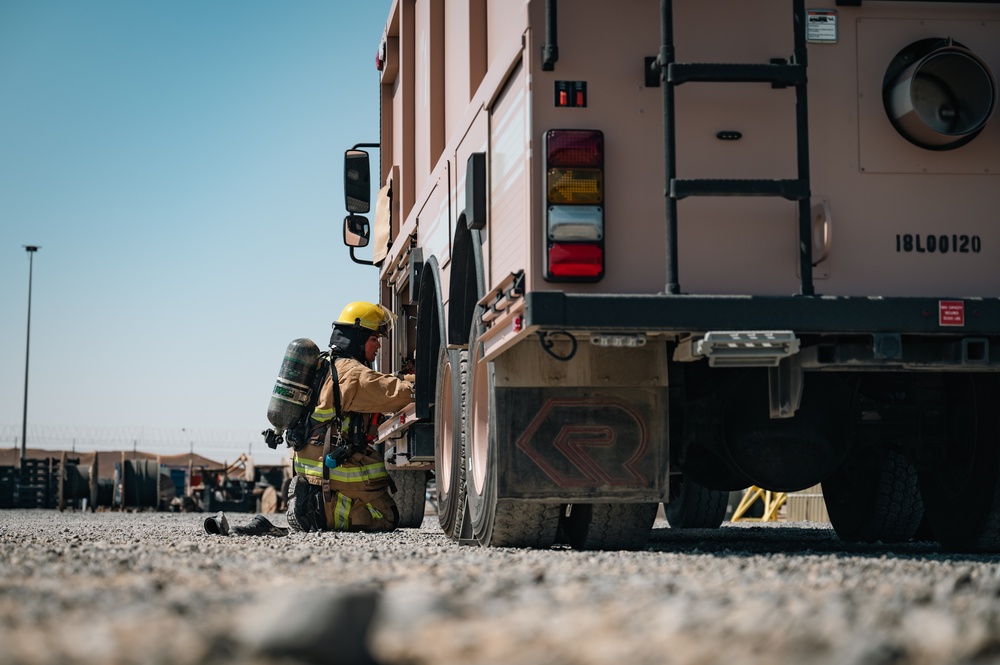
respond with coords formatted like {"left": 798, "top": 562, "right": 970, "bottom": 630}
{"left": 349, "top": 247, "right": 375, "bottom": 266}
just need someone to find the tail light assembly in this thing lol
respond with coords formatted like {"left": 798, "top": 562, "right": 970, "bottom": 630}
{"left": 544, "top": 129, "right": 604, "bottom": 281}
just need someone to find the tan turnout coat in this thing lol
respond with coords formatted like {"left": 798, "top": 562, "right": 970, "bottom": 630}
{"left": 292, "top": 357, "right": 414, "bottom": 531}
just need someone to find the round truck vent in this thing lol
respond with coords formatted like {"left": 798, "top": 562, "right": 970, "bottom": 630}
{"left": 883, "top": 38, "right": 996, "bottom": 151}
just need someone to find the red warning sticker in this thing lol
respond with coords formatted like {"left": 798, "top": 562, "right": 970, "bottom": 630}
{"left": 939, "top": 300, "right": 965, "bottom": 327}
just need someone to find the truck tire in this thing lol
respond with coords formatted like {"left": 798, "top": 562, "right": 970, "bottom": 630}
{"left": 389, "top": 469, "right": 428, "bottom": 528}
{"left": 464, "top": 319, "right": 559, "bottom": 548}
{"left": 487, "top": 501, "right": 561, "bottom": 548}
{"left": 919, "top": 374, "right": 1000, "bottom": 552}
{"left": 665, "top": 476, "right": 730, "bottom": 529}
{"left": 561, "top": 503, "right": 657, "bottom": 551}
{"left": 434, "top": 347, "right": 466, "bottom": 538}
{"left": 822, "top": 449, "right": 923, "bottom": 543}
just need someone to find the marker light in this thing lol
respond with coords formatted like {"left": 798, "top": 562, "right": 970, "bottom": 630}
{"left": 591, "top": 333, "right": 647, "bottom": 348}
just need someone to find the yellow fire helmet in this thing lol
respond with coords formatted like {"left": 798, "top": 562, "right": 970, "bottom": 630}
{"left": 335, "top": 301, "right": 395, "bottom": 336}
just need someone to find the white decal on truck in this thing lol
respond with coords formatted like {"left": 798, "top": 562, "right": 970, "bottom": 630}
{"left": 806, "top": 9, "right": 838, "bottom": 44}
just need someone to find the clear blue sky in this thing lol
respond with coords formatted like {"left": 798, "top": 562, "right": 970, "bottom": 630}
{"left": 0, "top": 0, "right": 391, "bottom": 465}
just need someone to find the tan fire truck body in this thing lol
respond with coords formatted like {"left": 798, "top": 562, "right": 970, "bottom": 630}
{"left": 343, "top": 0, "right": 1000, "bottom": 550}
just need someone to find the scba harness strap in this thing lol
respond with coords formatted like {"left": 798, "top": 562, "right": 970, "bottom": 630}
{"left": 316, "top": 360, "right": 387, "bottom": 496}
{"left": 320, "top": 359, "right": 344, "bottom": 503}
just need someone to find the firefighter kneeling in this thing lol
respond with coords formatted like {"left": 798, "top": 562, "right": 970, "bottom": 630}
{"left": 287, "top": 301, "right": 415, "bottom": 532}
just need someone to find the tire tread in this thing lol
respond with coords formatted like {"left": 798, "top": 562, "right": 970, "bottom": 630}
{"left": 490, "top": 501, "right": 561, "bottom": 548}
{"left": 666, "top": 478, "right": 730, "bottom": 529}
{"left": 389, "top": 469, "right": 428, "bottom": 528}
{"left": 567, "top": 503, "right": 657, "bottom": 551}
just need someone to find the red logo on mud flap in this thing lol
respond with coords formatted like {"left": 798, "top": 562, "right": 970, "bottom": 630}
{"left": 515, "top": 397, "right": 649, "bottom": 488}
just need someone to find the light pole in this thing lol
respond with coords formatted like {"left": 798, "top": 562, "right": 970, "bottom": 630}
{"left": 21, "top": 245, "right": 40, "bottom": 463}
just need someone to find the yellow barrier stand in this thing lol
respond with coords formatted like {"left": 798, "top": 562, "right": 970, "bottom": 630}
{"left": 731, "top": 486, "right": 787, "bottom": 522}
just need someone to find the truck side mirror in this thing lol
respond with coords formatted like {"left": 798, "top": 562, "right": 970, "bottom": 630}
{"left": 344, "top": 215, "right": 370, "bottom": 248}
{"left": 344, "top": 150, "right": 372, "bottom": 213}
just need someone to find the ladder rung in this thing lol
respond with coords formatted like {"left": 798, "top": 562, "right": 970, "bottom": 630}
{"left": 669, "top": 63, "right": 805, "bottom": 86}
{"left": 671, "top": 179, "right": 808, "bottom": 201}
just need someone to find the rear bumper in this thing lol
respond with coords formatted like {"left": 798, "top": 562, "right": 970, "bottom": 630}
{"left": 524, "top": 292, "right": 1000, "bottom": 335}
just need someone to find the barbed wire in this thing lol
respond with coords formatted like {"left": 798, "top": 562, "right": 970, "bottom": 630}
{"left": 0, "top": 423, "right": 274, "bottom": 459}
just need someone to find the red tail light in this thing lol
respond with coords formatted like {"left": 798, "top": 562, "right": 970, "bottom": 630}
{"left": 546, "top": 130, "right": 603, "bottom": 168}
{"left": 548, "top": 243, "right": 604, "bottom": 279}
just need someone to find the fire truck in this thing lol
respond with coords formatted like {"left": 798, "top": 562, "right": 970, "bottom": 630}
{"left": 341, "top": 0, "right": 1000, "bottom": 551}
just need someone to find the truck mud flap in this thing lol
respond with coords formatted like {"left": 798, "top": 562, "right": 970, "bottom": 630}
{"left": 495, "top": 386, "right": 668, "bottom": 502}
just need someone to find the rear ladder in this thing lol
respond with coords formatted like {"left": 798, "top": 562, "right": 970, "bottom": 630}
{"left": 657, "top": 0, "right": 815, "bottom": 295}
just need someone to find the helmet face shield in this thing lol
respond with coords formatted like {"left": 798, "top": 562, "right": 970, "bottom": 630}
{"left": 373, "top": 306, "right": 395, "bottom": 337}
{"left": 336, "top": 301, "right": 394, "bottom": 336}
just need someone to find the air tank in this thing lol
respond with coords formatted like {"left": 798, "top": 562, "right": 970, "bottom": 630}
{"left": 266, "top": 338, "right": 321, "bottom": 433}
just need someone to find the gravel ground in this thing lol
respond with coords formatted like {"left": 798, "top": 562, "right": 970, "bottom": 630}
{"left": 2, "top": 509, "right": 1000, "bottom": 665}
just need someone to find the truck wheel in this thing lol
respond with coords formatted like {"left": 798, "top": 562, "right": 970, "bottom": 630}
{"left": 822, "top": 449, "right": 923, "bottom": 543}
{"left": 434, "top": 347, "right": 466, "bottom": 538}
{"left": 465, "top": 319, "right": 559, "bottom": 548}
{"left": 561, "top": 503, "right": 658, "bottom": 551}
{"left": 388, "top": 469, "right": 428, "bottom": 528}
{"left": 919, "top": 374, "right": 1000, "bottom": 552}
{"left": 488, "top": 501, "right": 561, "bottom": 548}
{"left": 665, "top": 476, "right": 729, "bottom": 529}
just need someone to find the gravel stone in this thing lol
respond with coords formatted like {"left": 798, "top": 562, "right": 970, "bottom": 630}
{"left": 4, "top": 510, "right": 1000, "bottom": 664}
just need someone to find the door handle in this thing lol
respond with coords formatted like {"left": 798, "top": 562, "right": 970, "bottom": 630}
{"left": 811, "top": 199, "right": 832, "bottom": 266}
